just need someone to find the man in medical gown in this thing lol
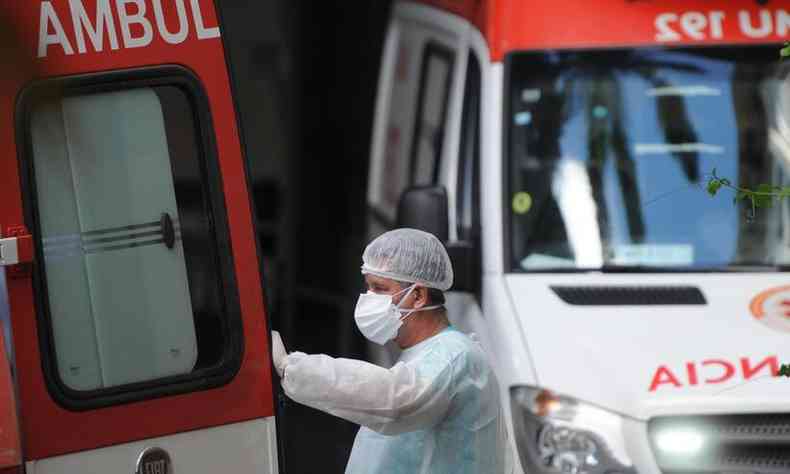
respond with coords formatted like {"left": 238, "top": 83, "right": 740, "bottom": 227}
{"left": 272, "top": 228, "right": 511, "bottom": 473}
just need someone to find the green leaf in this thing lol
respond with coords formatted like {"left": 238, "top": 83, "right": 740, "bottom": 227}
{"left": 753, "top": 195, "right": 774, "bottom": 208}
{"left": 755, "top": 183, "right": 778, "bottom": 193}
{"left": 783, "top": 43, "right": 790, "bottom": 58}
{"left": 754, "top": 184, "right": 777, "bottom": 208}
{"left": 707, "top": 179, "right": 722, "bottom": 196}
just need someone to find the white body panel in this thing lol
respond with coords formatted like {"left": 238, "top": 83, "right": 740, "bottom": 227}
{"left": 506, "top": 273, "right": 790, "bottom": 419}
{"left": 26, "top": 417, "right": 279, "bottom": 474}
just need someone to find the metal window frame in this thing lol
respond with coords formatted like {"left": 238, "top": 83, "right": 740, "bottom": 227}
{"left": 455, "top": 51, "right": 482, "bottom": 242}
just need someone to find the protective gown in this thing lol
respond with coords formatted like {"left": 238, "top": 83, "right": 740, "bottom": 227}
{"left": 280, "top": 327, "right": 511, "bottom": 473}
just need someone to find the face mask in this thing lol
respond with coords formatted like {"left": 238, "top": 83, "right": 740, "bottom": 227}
{"left": 354, "top": 284, "right": 441, "bottom": 345}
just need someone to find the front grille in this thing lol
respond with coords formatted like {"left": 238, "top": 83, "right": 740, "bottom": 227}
{"left": 550, "top": 285, "right": 706, "bottom": 306}
{"left": 649, "top": 414, "right": 790, "bottom": 473}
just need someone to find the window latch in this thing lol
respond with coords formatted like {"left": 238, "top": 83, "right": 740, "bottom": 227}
{"left": 0, "top": 233, "right": 33, "bottom": 267}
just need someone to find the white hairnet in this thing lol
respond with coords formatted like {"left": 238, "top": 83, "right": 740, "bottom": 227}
{"left": 361, "top": 228, "right": 453, "bottom": 291}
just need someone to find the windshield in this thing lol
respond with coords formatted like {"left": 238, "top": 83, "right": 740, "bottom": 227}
{"left": 507, "top": 46, "right": 790, "bottom": 272}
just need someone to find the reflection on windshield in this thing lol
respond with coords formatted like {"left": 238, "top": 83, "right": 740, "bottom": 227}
{"left": 507, "top": 46, "right": 790, "bottom": 271}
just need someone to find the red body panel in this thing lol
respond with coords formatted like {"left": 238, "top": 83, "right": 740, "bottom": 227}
{"left": 0, "top": 0, "right": 273, "bottom": 461}
{"left": 413, "top": 0, "right": 790, "bottom": 60}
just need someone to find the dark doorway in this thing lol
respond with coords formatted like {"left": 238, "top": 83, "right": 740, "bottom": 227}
{"left": 217, "top": 2, "right": 392, "bottom": 473}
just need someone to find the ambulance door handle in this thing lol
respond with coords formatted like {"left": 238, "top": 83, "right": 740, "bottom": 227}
{"left": 0, "top": 235, "right": 34, "bottom": 267}
{"left": 161, "top": 213, "right": 175, "bottom": 250}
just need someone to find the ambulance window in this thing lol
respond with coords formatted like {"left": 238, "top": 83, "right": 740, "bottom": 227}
{"left": 410, "top": 42, "right": 454, "bottom": 186}
{"left": 20, "top": 71, "right": 241, "bottom": 407}
{"left": 457, "top": 53, "right": 481, "bottom": 242}
{"left": 373, "top": 33, "right": 419, "bottom": 225}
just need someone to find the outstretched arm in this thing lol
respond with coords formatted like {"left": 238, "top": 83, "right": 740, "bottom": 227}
{"left": 272, "top": 332, "right": 455, "bottom": 435}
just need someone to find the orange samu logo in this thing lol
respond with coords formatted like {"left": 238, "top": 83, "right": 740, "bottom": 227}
{"left": 750, "top": 286, "right": 790, "bottom": 333}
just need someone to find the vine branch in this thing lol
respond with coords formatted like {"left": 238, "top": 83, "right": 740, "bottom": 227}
{"left": 706, "top": 169, "right": 790, "bottom": 219}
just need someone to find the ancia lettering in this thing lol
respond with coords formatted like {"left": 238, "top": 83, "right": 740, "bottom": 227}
{"left": 649, "top": 355, "right": 779, "bottom": 392}
{"left": 38, "top": 0, "right": 220, "bottom": 59}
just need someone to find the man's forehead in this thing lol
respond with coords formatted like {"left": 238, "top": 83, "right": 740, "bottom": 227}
{"left": 364, "top": 274, "right": 398, "bottom": 286}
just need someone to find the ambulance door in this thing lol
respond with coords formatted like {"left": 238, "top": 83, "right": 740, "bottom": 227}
{"left": 368, "top": 8, "right": 463, "bottom": 235}
{"left": 0, "top": 2, "right": 278, "bottom": 473}
{"left": 370, "top": 5, "right": 483, "bottom": 333}
{"left": 367, "top": 6, "right": 464, "bottom": 365}
{"left": 442, "top": 46, "right": 485, "bottom": 336}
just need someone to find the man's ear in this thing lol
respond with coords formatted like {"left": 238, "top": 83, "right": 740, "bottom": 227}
{"left": 414, "top": 285, "right": 428, "bottom": 309}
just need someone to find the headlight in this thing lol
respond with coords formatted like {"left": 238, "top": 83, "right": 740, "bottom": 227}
{"left": 510, "top": 386, "right": 637, "bottom": 474}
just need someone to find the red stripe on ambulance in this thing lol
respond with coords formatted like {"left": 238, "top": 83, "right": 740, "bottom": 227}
{"left": 414, "top": 0, "right": 790, "bottom": 60}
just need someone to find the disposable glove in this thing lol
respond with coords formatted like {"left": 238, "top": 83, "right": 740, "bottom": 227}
{"left": 271, "top": 330, "right": 287, "bottom": 377}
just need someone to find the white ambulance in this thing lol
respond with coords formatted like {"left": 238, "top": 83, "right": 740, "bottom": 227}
{"left": 0, "top": 1, "right": 281, "bottom": 473}
{"left": 368, "top": 1, "right": 790, "bottom": 472}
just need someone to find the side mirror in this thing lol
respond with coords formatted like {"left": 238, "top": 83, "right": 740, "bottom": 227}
{"left": 396, "top": 186, "right": 449, "bottom": 241}
{"left": 445, "top": 241, "right": 479, "bottom": 294}
{"left": 397, "top": 186, "right": 480, "bottom": 294}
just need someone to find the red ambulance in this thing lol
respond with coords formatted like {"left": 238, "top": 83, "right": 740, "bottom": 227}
{"left": 0, "top": 1, "right": 279, "bottom": 473}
